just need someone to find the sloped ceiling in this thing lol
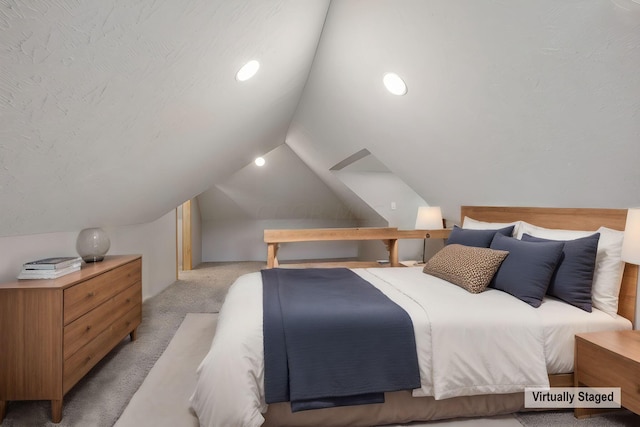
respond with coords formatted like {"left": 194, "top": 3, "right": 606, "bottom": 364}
{"left": 288, "top": 0, "right": 640, "bottom": 222}
{"left": 2, "top": 0, "right": 640, "bottom": 238}
{"left": 198, "top": 144, "right": 356, "bottom": 221}
{"left": 0, "top": 0, "right": 330, "bottom": 237}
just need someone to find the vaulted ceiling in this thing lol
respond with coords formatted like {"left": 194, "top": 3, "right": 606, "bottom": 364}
{"left": 0, "top": 0, "right": 330, "bottom": 236}
{"left": 288, "top": 0, "right": 640, "bottom": 223}
{"left": 1, "top": 0, "right": 639, "bottom": 237}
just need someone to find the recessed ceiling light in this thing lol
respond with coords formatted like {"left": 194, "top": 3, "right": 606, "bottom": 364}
{"left": 236, "top": 60, "right": 260, "bottom": 82}
{"left": 383, "top": 72, "right": 407, "bottom": 96}
{"left": 254, "top": 157, "right": 265, "bottom": 167}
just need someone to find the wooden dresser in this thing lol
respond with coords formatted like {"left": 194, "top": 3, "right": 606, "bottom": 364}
{"left": 0, "top": 255, "right": 142, "bottom": 423}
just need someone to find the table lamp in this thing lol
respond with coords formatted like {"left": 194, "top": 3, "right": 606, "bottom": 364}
{"left": 415, "top": 206, "right": 444, "bottom": 263}
{"left": 622, "top": 208, "right": 640, "bottom": 265}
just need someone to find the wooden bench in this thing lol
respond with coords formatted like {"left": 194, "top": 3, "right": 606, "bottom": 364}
{"left": 263, "top": 227, "right": 451, "bottom": 268}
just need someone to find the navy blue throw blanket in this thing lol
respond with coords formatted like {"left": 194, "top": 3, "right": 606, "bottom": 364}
{"left": 262, "top": 268, "right": 420, "bottom": 412}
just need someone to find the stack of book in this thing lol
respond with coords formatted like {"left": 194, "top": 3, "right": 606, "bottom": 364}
{"left": 18, "top": 256, "right": 83, "bottom": 280}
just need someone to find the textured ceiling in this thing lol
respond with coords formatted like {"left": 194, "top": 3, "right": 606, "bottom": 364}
{"left": 198, "top": 144, "right": 356, "bottom": 221}
{"left": 2, "top": 0, "right": 640, "bottom": 238}
{"left": 288, "top": 0, "right": 640, "bottom": 222}
{"left": 0, "top": 0, "right": 330, "bottom": 236}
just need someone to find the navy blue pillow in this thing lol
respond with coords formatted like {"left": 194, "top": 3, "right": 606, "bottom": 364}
{"left": 489, "top": 234, "right": 564, "bottom": 308}
{"left": 521, "top": 233, "right": 600, "bottom": 312}
{"left": 446, "top": 225, "right": 515, "bottom": 248}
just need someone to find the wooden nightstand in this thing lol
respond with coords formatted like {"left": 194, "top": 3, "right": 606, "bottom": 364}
{"left": 574, "top": 330, "right": 640, "bottom": 418}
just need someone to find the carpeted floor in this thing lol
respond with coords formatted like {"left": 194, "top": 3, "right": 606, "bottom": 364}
{"left": 2, "top": 261, "right": 639, "bottom": 427}
{"left": 515, "top": 410, "right": 639, "bottom": 426}
{"left": 114, "top": 313, "right": 217, "bottom": 427}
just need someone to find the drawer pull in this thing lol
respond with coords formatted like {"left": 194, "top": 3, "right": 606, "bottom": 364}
{"left": 126, "top": 321, "right": 131, "bottom": 327}
{"left": 86, "top": 325, "right": 91, "bottom": 331}
{"left": 126, "top": 298, "right": 131, "bottom": 303}
{"left": 87, "top": 291, "right": 95, "bottom": 297}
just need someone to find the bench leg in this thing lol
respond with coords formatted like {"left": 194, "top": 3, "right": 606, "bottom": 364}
{"left": 267, "top": 243, "right": 279, "bottom": 268}
{"left": 383, "top": 239, "right": 399, "bottom": 267}
{"left": 0, "top": 400, "right": 6, "bottom": 422}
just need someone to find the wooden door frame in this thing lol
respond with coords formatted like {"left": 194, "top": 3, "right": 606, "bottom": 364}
{"left": 182, "top": 200, "right": 193, "bottom": 271}
{"left": 176, "top": 200, "right": 193, "bottom": 274}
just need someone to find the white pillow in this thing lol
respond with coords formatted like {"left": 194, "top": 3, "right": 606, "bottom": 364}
{"left": 518, "top": 222, "right": 625, "bottom": 317}
{"left": 516, "top": 222, "right": 588, "bottom": 240}
{"left": 462, "top": 216, "right": 522, "bottom": 238}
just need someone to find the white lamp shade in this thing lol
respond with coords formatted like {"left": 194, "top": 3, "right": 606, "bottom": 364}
{"left": 415, "top": 206, "right": 443, "bottom": 230}
{"left": 622, "top": 208, "right": 640, "bottom": 265}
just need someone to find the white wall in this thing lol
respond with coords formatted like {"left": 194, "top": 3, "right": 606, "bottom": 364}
{"left": 336, "top": 171, "right": 427, "bottom": 260}
{"left": 0, "top": 210, "right": 177, "bottom": 301}
{"left": 335, "top": 171, "right": 426, "bottom": 229}
{"left": 107, "top": 210, "right": 177, "bottom": 300}
{"left": 0, "top": 231, "right": 79, "bottom": 283}
{"left": 202, "top": 218, "right": 360, "bottom": 262}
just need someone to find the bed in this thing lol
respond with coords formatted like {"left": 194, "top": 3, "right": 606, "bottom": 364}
{"left": 190, "top": 206, "right": 638, "bottom": 427}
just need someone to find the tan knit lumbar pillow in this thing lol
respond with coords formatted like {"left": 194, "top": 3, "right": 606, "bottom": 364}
{"left": 423, "top": 244, "right": 509, "bottom": 293}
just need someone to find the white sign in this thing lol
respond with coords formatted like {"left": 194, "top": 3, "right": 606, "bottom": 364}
{"left": 524, "top": 387, "right": 621, "bottom": 409}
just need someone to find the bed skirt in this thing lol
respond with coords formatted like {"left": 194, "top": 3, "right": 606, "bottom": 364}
{"left": 262, "top": 391, "right": 524, "bottom": 427}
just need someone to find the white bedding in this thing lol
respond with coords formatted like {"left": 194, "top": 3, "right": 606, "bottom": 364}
{"left": 190, "top": 267, "right": 631, "bottom": 427}
{"left": 537, "top": 295, "right": 631, "bottom": 373}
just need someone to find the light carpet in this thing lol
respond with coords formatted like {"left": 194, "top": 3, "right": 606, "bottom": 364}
{"left": 115, "top": 313, "right": 521, "bottom": 427}
{"left": 114, "top": 313, "right": 215, "bottom": 427}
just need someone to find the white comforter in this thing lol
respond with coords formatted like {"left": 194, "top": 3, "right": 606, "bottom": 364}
{"left": 190, "top": 267, "right": 629, "bottom": 427}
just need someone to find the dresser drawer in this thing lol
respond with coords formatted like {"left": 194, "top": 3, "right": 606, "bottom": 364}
{"left": 63, "top": 282, "right": 141, "bottom": 360}
{"left": 63, "top": 304, "right": 141, "bottom": 394}
{"left": 64, "top": 259, "right": 141, "bottom": 325}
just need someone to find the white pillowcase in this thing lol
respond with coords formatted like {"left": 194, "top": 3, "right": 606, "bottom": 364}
{"left": 518, "top": 222, "right": 625, "bottom": 317}
{"left": 462, "top": 216, "right": 522, "bottom": 238}
{"left": 515, "top": 222, "right": 590, "bottom": 240}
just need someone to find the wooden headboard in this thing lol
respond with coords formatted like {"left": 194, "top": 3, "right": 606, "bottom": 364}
{"left": 461, "top": 206, "right": 637, "bottom": 325}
